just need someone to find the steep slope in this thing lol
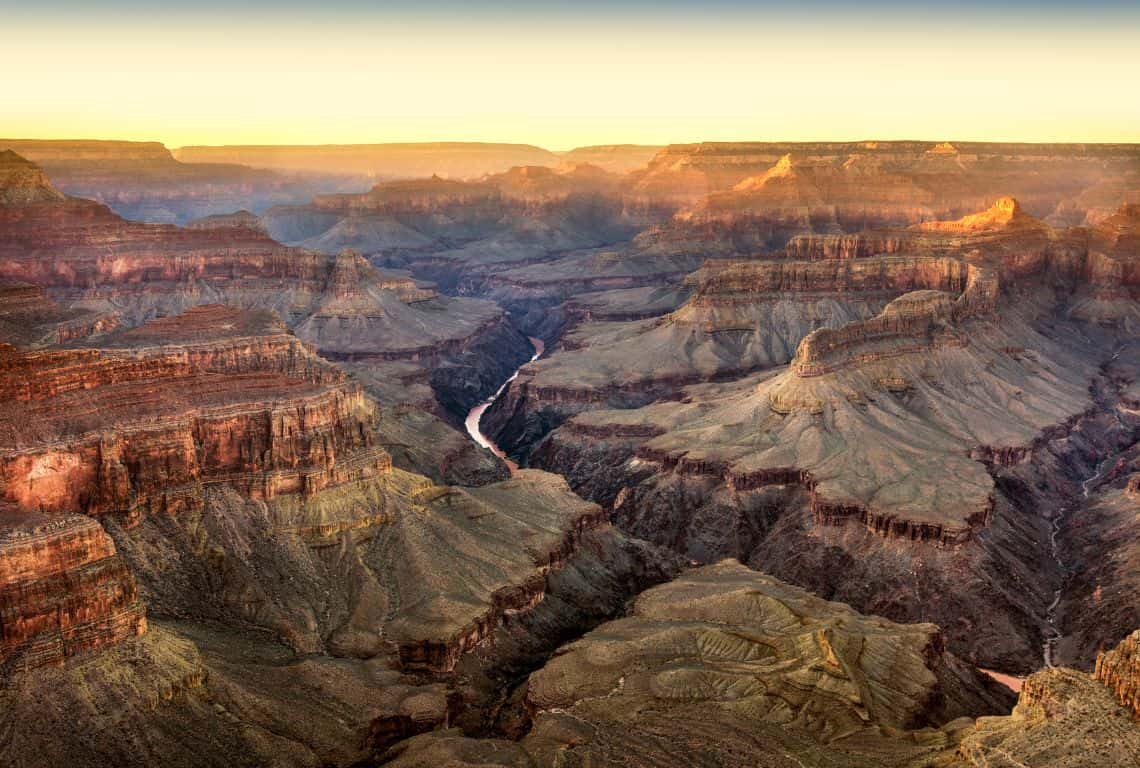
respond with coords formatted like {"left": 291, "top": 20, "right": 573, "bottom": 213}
{"left": 0, "top": 305, "right": 679, "bottom": 766}
{"left": 385, "top": 561, "right": 1016, "bottom": 768}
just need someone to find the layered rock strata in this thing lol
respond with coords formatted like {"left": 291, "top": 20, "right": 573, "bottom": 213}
{"left": 1095, "top": 629, "right": 1140, "bottom": 718}
{"left": 529, "top": 285, "right": 1105, "bottom": 667}
{"left": 0, "top": 154, "right": 531, "bottom": 419}
{"left": 0, "top": 279, "right": 117, "bottom": 348}
{"left": 0, "top": 508, "right": 146, "bottom": 669}
{"left": 0, "top": 309, "right": 388, "bottom": 520}
{"left": 483, "top": 198, "right": 1069, "bottom": 458}
{"left": 384, "top": 561, "right": 1015, "bottom": 767}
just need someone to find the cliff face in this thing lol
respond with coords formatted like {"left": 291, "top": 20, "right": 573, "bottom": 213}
{"left": 0, "top": 308, "right": 389, "bottom": 520}
{"left": 0, "top": 509, "right": 146, "bottom": 669}
{"left": 385, "top": 561, "right": 1015, "bottom": 768}
{"left": 1095, "top": 629, "right": 1140, "bottom": 718}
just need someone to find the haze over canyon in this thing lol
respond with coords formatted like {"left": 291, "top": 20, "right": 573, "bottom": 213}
{"left": 0, "top": 134, "right": 1137, "bottom": 767}
{"left": 2, "top": 3, "right": 1140, "bottom": 765}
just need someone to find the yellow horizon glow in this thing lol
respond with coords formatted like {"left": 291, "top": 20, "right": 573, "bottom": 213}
{"left": 3, "top": 14, "right": 1139, "bottom": 150}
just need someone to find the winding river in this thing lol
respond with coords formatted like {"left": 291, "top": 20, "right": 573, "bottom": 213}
{"left": 1042, "top": 344, "right": 1126, "bottom": 668}
{"left": 464, "top": 336, "right": 544, "bottom": 474}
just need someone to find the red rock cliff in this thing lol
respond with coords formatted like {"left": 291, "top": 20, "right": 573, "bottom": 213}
{"left": 0, "top": 508, "right": 146, "bottom": 669}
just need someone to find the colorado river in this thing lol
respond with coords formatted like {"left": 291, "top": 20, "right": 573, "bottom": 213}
{"left": 1042, "top": 344, "right": 1125, "bottom": 668}
{"left": 464, "top": 336, "right": 544, "bottom": 474}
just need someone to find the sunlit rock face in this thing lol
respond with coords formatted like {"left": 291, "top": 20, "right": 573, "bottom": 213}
{"left": 1096, "top": 629, "right": 1140, "bottom": 719}
{"left": 0, "top": 508, "right": 146, "bottom": 669}
{"left": 0, "top": 305, "right": 388, "bottom": 520}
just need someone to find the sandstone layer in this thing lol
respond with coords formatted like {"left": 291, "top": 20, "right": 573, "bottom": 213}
{"left": 0, "top": 508, "right": 146, "bottom": 669}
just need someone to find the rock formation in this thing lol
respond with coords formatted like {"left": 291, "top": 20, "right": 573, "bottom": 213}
{"left": 0, "top": 153, "right": 533, "bottom": 419}
{"left": 0, "top": 139, "right": 352, "bottom": 224}
{"left": 524, "top": 245, "right": 1118, "bottom": 667}
{"left": 384, "top": 561, "right": 1017, "bottom": 767}
{"left": 0, "top": 302, "right": 678, "bottom": 765}
{"left": 0, "top": 149, "right": 66, "bottom": 205}
{"left": 0, "top": 508, "right": 146, "bottom": 669}
{"left": 1096, "top": 629, "right": 1140, "bottom": 719}
{"left": 0, "top": 280, "right": 117, "bottom": 348}
{"left": 482, "top": 199, "right": 1049, "bottom": 458}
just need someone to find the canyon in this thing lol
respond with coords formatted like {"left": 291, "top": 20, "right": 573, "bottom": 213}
{"left": 0, "top": 141, "right": 1137, "bottom": 766}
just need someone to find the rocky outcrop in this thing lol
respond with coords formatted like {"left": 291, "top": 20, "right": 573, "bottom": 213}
{"left": 789, "top": 267, "right": 997, "bottom": 378}
{"left": 184, "top": 209, "right": 267, "bottom": 233}
{"left": 0, "top": 149, "right": 66, "bottom": 205}
{"left": 0, "top": 307, "right": 390, "bottom": 520}
{"left": 1095, "top": 629, "right": 1140, "bottom": 718}
{"left": 0, "top": 508, "right": 146, "bottom": 669}
{"left": 0, "top": 280, "right": 117, "bottom": 348}
{"left": 385, "top": 561, "right": 1014, "bottom": 768}
{"left": 954, "top": 660, "right": 1140, "bottom": 767}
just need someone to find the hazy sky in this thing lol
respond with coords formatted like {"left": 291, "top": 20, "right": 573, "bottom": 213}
{"left": 3, "top": 1, "right": 1139, "bottom": 148}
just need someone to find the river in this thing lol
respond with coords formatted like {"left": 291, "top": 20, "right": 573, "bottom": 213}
{"left": 464, "top": 336, "right": 544, "bottom": 474}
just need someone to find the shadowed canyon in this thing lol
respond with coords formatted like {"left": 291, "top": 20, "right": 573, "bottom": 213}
{"left": 1, "top": 137, "right": 1138, "bottom": 768}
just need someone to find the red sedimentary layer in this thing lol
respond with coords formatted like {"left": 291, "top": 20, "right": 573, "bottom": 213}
{"left": 0, "top": 308, "right": 391, "bottom": 520}
{"left": 0, "top": 509, "right": 146, "bottom": 669}
{"left": 1094, "top": 630, "right": 1140, "bottom": 719}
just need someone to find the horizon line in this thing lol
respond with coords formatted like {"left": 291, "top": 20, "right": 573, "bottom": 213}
{"left": 6, "top": 136, "right": 1140, "bottom": 154}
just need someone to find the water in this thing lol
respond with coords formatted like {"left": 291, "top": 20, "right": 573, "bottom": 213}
{"left": 464, "top": 336, "right": 544, "bottom": 474}
{"left": 1042, "top": 344, "right": 1126, "bottom": 667}
{"left": 1043, "top": 452, "right": 1115, "bottom": 667}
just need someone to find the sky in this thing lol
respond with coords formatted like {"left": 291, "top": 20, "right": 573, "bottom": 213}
{"left": 2, "top": 1, "right": 1139, "bottom": 149}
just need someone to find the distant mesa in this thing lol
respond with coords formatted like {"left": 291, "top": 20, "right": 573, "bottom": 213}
{"left": 917, "top": 195, "right": 1044, "bottom": 233}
